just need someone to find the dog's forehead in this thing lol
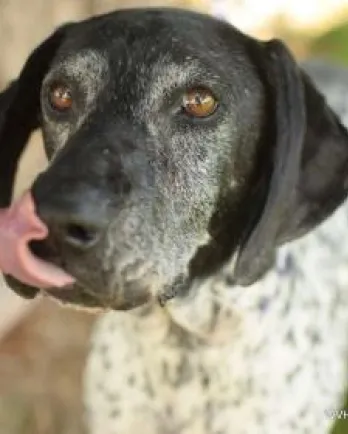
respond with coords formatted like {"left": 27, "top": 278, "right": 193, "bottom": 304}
{"left": 44, "top": 10, "right": 259, "bottom": 117}
{"left": 56, "top": 9, "right": 243, "bottom": 72}
{"left": 50, "top": 49, "right": 108, "bottom": 82}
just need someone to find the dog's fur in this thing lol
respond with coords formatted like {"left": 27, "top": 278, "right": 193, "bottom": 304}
{"left": 2, "top": 8, "right": 348, "bottom": 433}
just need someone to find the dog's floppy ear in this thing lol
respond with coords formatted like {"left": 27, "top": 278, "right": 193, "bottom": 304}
{"left": 0, "top": 24, "right": 71, "bottom": 207}
{"left": 233, "top": 39, "right": 348, "bottom": 285}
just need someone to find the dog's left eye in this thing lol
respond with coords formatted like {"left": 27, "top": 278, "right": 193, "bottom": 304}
{"left": 182, "top": 87, "right": 218, "bottom": 118}
{"left": 48, "top": 83, "right": 73, "bottom": 112}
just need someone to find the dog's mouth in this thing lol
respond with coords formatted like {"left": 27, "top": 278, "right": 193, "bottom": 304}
{"left": 6, "top": 267, "right": 156, "bottom": 313}
{"left": 0, "top": 191, "right": 101, "bottom": 308}
{"left": 0, "top": 191, "right": 164, "bottom": 310}
{"left": 5, "top": 274, "right": 101, "bottom": 307}
{"left": 6, "top": 272, "right": 155, "bottom": 311}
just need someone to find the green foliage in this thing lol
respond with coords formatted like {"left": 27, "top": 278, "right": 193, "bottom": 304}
{"left": 311, "top": 22, "right": 348, "bottom": 65}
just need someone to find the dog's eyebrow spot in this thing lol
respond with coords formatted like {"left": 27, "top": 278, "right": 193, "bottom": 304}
{"left": 50, "top": 49, "right": 110, "bottom": 105}
{"left": 139, "top": 57, "right": 200, "bottom": 115}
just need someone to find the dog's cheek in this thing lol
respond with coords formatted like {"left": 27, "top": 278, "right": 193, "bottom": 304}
{"left": 42, "top": 122, "right": 71, "bottom": 159}
{"left": 99, "top": 211, "right": 186, "bottom": 296}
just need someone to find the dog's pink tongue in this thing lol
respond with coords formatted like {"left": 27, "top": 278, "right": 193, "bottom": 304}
{"left": 0, "top": 192, "right": 75, "bottom": 288}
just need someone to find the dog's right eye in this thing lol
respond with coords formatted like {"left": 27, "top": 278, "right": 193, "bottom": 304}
{"left": 48, "top": 83, "right": 73, "bottom": 112}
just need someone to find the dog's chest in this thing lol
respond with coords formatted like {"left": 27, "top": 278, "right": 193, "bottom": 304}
{"left": 84, "top": 202, "right": 348, "bottom": 434}
{"left": 84, "top": 308, "right": 260, "bottom": 434}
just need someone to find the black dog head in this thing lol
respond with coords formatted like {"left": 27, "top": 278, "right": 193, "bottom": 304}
{"left": 1, "top": 8, "right": 348, "bottom": 310}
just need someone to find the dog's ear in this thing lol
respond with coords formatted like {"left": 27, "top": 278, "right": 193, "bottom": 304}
{"left": 233, "top": 39, "right": 348, "bottom": 285}
{"left": 0, "top": 24, "right": 71, "bottom": 207}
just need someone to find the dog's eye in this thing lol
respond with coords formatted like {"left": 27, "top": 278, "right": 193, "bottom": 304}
{"left": 49, "top": 83, "right": 73, "bottom": 112}
{"left": 182, "top": 87, "right": 218, "bottom": 118}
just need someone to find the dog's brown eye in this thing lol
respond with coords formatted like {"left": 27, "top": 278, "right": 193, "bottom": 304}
{"left": 49, "top": 84, "right": 73, "bottom": 111}
{"left": 182, "top": 87, "right": 218, "bottom": 118}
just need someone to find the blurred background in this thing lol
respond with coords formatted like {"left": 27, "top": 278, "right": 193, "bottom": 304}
{"left": 1, "top": 0, "right": 348, "bottom": 433}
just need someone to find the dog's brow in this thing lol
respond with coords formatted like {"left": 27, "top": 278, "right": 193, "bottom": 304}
{"left": 51, "top": 49, "right": 109, "bottom": 104}
{"left": 60, "top": 49, "right": 108, "bottom": 80}
{"left": 153, "top": 57, "right": 199, "bottom": 90}
{"left": 141, "top": 57, "right": 200, "bottom": 112}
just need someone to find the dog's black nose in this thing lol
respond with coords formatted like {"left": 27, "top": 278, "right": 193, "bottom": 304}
{"left": 31, "top": 176, "right": 108, "bottom": 251}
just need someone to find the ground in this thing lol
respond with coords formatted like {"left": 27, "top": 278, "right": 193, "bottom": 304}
{"left": 0, "top": 298, "right": 96, "bottom": 434}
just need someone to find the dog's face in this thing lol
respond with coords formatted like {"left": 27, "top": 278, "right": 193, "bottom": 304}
{"left": 32, "top": 11, "right": 266, "bottom": 309}
{"left": 2, "top": 9, "right": 348, "bottom": 311}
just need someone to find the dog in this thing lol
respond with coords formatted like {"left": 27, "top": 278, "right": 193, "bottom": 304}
{"left": 1, "top": 8, "right": 348, "bottom": 434}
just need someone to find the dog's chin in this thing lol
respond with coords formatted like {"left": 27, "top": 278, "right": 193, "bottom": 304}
{"left": 4, "top": 275, "right": 154, "bottom": 312}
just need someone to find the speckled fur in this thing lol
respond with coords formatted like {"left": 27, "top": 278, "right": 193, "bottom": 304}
{"left": 83, "top": 62, "right": 348, "bottom": 434}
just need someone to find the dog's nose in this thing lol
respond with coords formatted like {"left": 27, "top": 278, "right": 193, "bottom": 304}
{"left": 31, "top": 180, "right": 107, "bottom": 251}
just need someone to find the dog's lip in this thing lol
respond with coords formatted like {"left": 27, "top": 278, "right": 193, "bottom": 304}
{"left": 4, "top": 273, "right": 76, "bottom": 302}
{"left": 8, "top": 271, "right": 157, "bottom": 311}
{"left": 6, "top": 247, "right": 159, "bottom": 309}
{"left": 44, "top": 283, "right": 150, "bottom": 311}
{"left": 41, "top": 281, "right": 109, "bottom": 309}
